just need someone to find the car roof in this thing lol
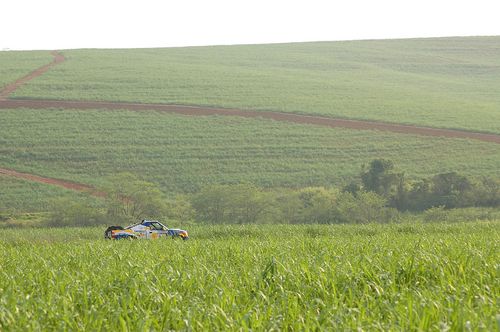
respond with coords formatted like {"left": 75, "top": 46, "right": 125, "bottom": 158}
{"left": 125, "top": 220, "right": 167, "bottom": 229}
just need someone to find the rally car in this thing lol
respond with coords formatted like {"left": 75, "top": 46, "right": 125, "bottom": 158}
{"left": 104, "top": 220, "right": 189, "bottom": 240}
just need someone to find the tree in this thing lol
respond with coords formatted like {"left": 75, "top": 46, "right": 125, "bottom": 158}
{"left": 273, "top": 189, "right": 303, "bottom": 224}
{"left": 333, "top": 191, "right": 395, "bottom": 224}
{"left": 405, "top": 178, "right": 433, "bottom": 211}
{"left": 342, "top": 181, "right": 362, "bottom": 196}
{"left": 47, "top": 198, "right": 106, "bottom": 227}
{"left": 295, "top": 187, "right": 337, "bottom": 224}
{"left": 473, "top": 177, "right": 500, "bottom": 207}
{"left": 191, "top": 184, "right": 273, "bottom": 224}
{"left": 361, "top": 159, "right": 403, "bottom": 198}
{"left": 103, "top": 173, "right": 167, "bottom": 223}
{"left": 164, "top": 194, "right": 195, "bottom": 223}
{"left": 430, "top": 172, "right": 472, "bottom": 208}
{"left": 191, "top": 185, "right": 232, "bottom": 223}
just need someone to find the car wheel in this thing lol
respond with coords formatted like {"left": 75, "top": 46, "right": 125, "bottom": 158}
{"left": 104, "top": 225, "right": 124, "bottom": 239}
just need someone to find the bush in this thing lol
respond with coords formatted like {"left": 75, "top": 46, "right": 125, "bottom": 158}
{"left": 334, "top": 191, "right": 398, "bottom": 224}
{"left": 191, "top": 185, "right": 397, "bottom": 224}
{"left": 164, "top": 195, "right": 195, "bottom": 222}
{"left": 103, "top": 173, "right": 168, "bottom": 224}
{"left": 359, "top": 160, "right": 500, "bottom": 212}
{"left": 192, "top": 184, "right": 274, "bottom": 224}
{"left": 46, "top": 198, "right": 106, "bottom": 227}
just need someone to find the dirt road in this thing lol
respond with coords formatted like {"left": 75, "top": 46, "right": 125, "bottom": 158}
{"left": 0, "top": 51, "right": 65, "bottom": 100}
{"left": 0, "top": 167, "right": 103, "bottom": 196}
{"left": 2, "top": 50, "right": 500, "bottom": 194}
{"left": 1, "top": 99, "right": 500, "bottom": 144}
{"left": 1, "top": 50, "right": 499, "bottom": 143}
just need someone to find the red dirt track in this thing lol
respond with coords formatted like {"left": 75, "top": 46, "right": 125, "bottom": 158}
{"left": 0, "top": 168, "right": 102, "bottom": 196}
{"left": 0, "top": 51, "right": 65, "bottom": 100}
{"left": 1, "top": 50, "right": 499, "bottom": 144}
{"left": 1, "top": 99, "right": 500, "bottom": 144}
{"left": 1, "top": 50, "right": 500, "bottom": 195}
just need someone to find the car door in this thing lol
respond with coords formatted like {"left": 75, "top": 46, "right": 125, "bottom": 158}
{"left": 149, "top": 222, "right": 165, "bottom": 239}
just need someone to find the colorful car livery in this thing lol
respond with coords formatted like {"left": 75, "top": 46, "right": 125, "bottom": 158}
{"left": 104, "top": 220, "right": 189, "bottom": 240}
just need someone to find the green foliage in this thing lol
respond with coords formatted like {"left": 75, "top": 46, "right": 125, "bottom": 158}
{"left": 46, "top": 198, "right": 106, "bottom": 227}
{"left": 429, "top": 172, "right": 473, "bottom": 208}
{"left": 293, "top": 187, "right": 336, "bottom": 224}
{"left": 474, "top": 177, "right": 500, "bottom": 206}
{"left": 103, "top": 173, "right": 167, "bottom": 224}
{"left": 34, "top": 173, "right": 175, "bottom": 227}
{"left": 404, "top": 173, "right": 500, "bottom": 211}
{"left": 192, "top": 184, "right": 273, "bottom": 224}
{"left": 361, "top": 159, "right": 403, "bottom": 197}
{"left": 358, "top": 160, "right": 500, "bottom": 212}
{"left": 0, "top": 222, "right": 498, "bottom": 330}
{"left": 191, "top": 185, "right": 397, "bottom": 224}
{"left": 164, "top": 194, "right": 195, "bottom": 222}
{"left": 12, "top": 37, "right": 500, "bottom": 133}
{"left": 333, "top": 191, "right": 397, "bottom": 224}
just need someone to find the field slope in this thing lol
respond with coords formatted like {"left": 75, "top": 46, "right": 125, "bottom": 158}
{"left": 11, "top": 36, "right": 500, "bottom": 133}
{"left": 0, "top": 40, "right": 499, "bottom": 332}
{"left": 1, "top": 108, "right": 500, "bottom": 195}
{"left": 0, "top": 51, "right": 53, "bottom": 92}
{"left": 1, "top": 37, "right": 500, "bottom": 209}
{"left": 0, "top": 175, "right": 98, "bottom": 213}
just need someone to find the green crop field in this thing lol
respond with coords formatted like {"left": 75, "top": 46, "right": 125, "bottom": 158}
{"left": 0, "top": 222, "right": 498, "bottom": 330}
{"left": 0, "top": 175, "right": 94, "bottom": 213}
{"left": 12, "top": 37, "right": 500, "bottom": 133}
{"left": 1, "top": 108, "right": 500, "bottom": 199}
{"left": 1, "top": 38, "right": 499, "bottom": 331}
{"left": 0, "top": 51, "right": 52, "bottom": 90}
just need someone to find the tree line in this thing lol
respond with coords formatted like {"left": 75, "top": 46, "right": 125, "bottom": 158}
{"left": 352, "top": 159, "right": 500, "bottom": 211}
{"left": 46, "top": 160, "right": 500, "bottom": 226}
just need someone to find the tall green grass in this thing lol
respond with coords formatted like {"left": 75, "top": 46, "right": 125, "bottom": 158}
{"left": 0, "top": 223, "right": 498, "bottom": 330}
{"left": 12, "top": 36, "right": 500, "bottom": 133}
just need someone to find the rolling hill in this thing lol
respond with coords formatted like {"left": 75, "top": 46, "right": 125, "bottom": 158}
{"left": 1, "top": 36, "right": 499, "bottom": 212}
{"left": 10, "top": 36, "right": 500, "bottom": 133}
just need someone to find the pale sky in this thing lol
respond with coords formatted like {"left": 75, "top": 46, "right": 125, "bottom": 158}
{"left": 1, "top": 0, "right": 499, "bottom": 50}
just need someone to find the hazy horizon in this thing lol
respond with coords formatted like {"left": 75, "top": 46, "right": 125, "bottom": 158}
{"left": 2, "top": 0, "right": 499, "bottom": 51}
{"left": 2, "top": 34, "right": 499, "bottom": 52}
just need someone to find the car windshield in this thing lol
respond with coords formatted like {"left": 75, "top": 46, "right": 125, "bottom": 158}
{"left": 150, "top": 222, "right": 165, "bottom": 230}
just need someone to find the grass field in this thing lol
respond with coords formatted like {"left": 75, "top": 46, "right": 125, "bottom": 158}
{"left": 1, "top": 39, "right": 499, "bottom": 331}
{"left": 2, "top": 108, "right": 500, "bottom": 199}
{"left": 0, "top": 175, "right": 101, "bottom": 216}
{"left": 0, "top": 51, "right": 52, "bottom": 90}
{"left": 11, "top": 37, "right": 500, "bottom": 133}
{"left": 0, "top": 222, "right": 498, "bottom": 330}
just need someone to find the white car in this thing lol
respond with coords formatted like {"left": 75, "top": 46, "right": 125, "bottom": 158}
{"left": 104, "top": 220, "right": 189, "bottom": 240}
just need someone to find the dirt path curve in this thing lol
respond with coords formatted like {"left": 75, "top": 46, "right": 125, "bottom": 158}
{"left": 1, "top": 50, "right": 500, "bottom": 195}
{"left": 1, "top": 99, "right": 500, "bottom": 144}
{"left": 1, "top": 50, "right": 499, "bottom": 144}
{"left": 0, "top": 51, "right": 65, "bottom": 100}
{"left": 0, "top": 167, "right": 104, "bottom": 197}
